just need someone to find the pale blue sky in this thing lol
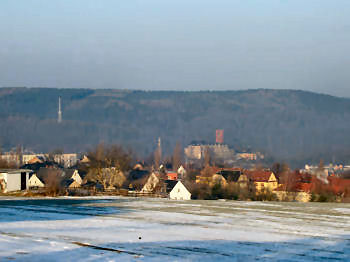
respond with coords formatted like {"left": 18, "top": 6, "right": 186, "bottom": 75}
{"left": 1, "top": 0, "right": 350, "bottom": 96}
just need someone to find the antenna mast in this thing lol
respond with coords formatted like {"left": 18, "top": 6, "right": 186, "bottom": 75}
{"left": 58, "top": 96, "right": 62, "bottom": 123}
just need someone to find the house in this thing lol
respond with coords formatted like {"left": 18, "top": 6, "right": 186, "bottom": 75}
{"left": 167, "top": 180, "right": 191, "bottom": 200}
{"left": 141, "top": 172, "right": 160, "bottom": 193}
{"left": 127, "top": 168, "right": 150, "bottom": 190}
{"left": 167, "top": 171, "right": 178, "bottom": 181}
{"left": 28, "top": 173, "right": 45, "bottom": 189}
{"left": 68, "top": 180, "right": 81, "bottom": 188}
{"left": 195, "top": 166, "right": 221, "bottom": 185}
{"left": 61, "top": 169, "right": 84, "bottom": 188}
{"left": 184, "top": 144, "right": 234, "bottom": 161}
{"left": 196, "top": 167, "right": 248, "bottom": 188}
{"left": 0, "top": 169, "right": 32, "bottom": 193}
{"left": 66, "top": 169, "right": 83, "bottom": 186}
{"left": 217, "top": 168, "right": 248, "bottom": 187}
{"left": 236, "top": 153, "right": 257, "bottom": 160}
{"left": 211, "top": 173, "right": 227, "bottom": 187}
{"left": 195, "top": 166, "right": 227, "bottom": 187}
{"left": 28, "top": 168, "right": 83, "bottom": 189}
{"left": 273, "top": 183, "right": 312, "bottom": 202}
{"left": 80, "top": 155, "right": 90, "bottom": 164}
{"left": 58, "top": 169, "right": 84, "bottom": 189}
{"left": 27, "top": 156, "right": 44, "bottom": 164}
{"left": 245, "top": 170, "right": 278, "bottom": 193}
{"left": 272, "top": 171, "right": 313, "bottom": 202}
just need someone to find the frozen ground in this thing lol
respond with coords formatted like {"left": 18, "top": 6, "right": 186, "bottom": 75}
{"left": 0, "top": 197, "right": 349, "bottom": 261}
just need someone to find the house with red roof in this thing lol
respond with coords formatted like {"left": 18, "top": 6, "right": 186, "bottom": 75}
{"left": 327, "top": 177, "right": 350, "bottom": 197}
{"left": 245, "top": 170, "right": 278, "bottom": 193}
{"left": 166, "top": 171, "right": 178, "bottom": 181}
{"left": 273, "top": 182, "right": 312, "bottom": 202}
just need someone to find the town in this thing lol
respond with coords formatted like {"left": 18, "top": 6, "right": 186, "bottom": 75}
{"left": 1, "top": 130, "right": 349, "bottom": 203}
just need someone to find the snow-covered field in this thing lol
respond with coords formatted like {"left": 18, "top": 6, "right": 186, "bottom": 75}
{"left": 0, "top": 197, "right": 349, "bottom": 261}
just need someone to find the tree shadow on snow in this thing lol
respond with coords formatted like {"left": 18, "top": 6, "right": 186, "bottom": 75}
{"left": 0, "top": 198, "right": 134, "bottom": 222}
{"left": 5, "top": 235, "right": 350, "bottom": 262}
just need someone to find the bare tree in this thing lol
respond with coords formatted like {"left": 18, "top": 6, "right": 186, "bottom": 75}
{"left": 16, "top": 145, "right": 23, "bottom": 167}
{"left": 172, "top": 142, "right": 182, "bottom": 171}
{"left": 0, "top": 147, "right": 16, "bottom": 169}
{"left": 85, "top": 143, "right": 131, "bottom": 190}
{"left": 43, "top": 169, "right": 63, "bottom": 196}
{"left": 86, "top": 167, "right": 125, "bottom": 189}
{"left": 204, "top": 146, "right": 210, "bottom": 167}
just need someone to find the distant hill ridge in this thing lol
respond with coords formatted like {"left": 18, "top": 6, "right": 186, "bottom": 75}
{"left": 1, "top": 87, "right": 350, "bottom": 167}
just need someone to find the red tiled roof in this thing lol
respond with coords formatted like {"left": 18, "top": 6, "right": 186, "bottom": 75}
{"left": 167, "top": 172, "right": 178, "bottom": 181}
{"left": 327, "top": 177, "right": 350, "bottom": 194}
{"left": 245, "top": 170, "right": 274, "bottom": 182}
{"left": 274, "top": 182, "right": 312, "bottom": 193}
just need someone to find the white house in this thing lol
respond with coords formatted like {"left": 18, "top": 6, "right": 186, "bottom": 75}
{"left": 169, "top": 181, "right": 191, "bottom": 200}
{"left": 0, "top": 169, "right": 32, "bottom": 193}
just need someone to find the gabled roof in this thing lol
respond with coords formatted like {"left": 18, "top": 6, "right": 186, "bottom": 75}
{"left": 28, "top": 156, "right": 43, "bottom": 164}
{"left": 80, "top": 155, "right": 90, "bottom": 163}
{"left": 62, "top": 168, "right": 85, "bottom": 179}
{"left": 245, "top": 170, "right": 275, "bottom": 182}
{"left": 217, "top": 170, "right": 242, "bottom": 182}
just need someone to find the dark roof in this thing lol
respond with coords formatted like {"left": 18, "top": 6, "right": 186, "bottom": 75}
{"left": 21, "top": 161, "right": 62, "bottom": 172}
{"left": 61, "top": 178, "right": 75, "bottom": 188}
{"left": 36, "top": 168, "right": 60, "bottom": 182}
{"left": 217, "top": 170, "right": 242, "bottom": 182}
{"left": 129, "top": 169, "right": 150, "bottom": 181}
{"left": 63, "top": 169, "right": 75, "bottom": 177}
{"left": 81, "top": 181, "right": 104, "bottom": 190}
{"left": 35, "top": 167, "right": 73, "bottom": 187}
{"left": 165, "top": 180, "right": 178, "bottom": 193}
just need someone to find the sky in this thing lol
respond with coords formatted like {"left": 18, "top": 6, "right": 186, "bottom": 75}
{"left": 1, "top": 0, "right": 350, "bottom": 97}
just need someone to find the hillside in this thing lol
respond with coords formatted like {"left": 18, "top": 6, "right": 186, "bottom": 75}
{"left": 1, "top": 87, "right": 350, "bottom": 167}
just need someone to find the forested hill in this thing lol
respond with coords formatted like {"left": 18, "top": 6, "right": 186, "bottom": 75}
{"left": 1, "top": 87, "right": 350, "bottom": 167}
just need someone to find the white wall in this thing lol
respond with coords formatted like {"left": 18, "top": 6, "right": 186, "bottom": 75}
{"left": 170, "top": 181, "right": 191, "bottom": 200}
{"left": 0, "top": 171, "right": 30, "bottom": 193}
{"left": 4, "top": 173, "right": 21, "bottom": 192}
